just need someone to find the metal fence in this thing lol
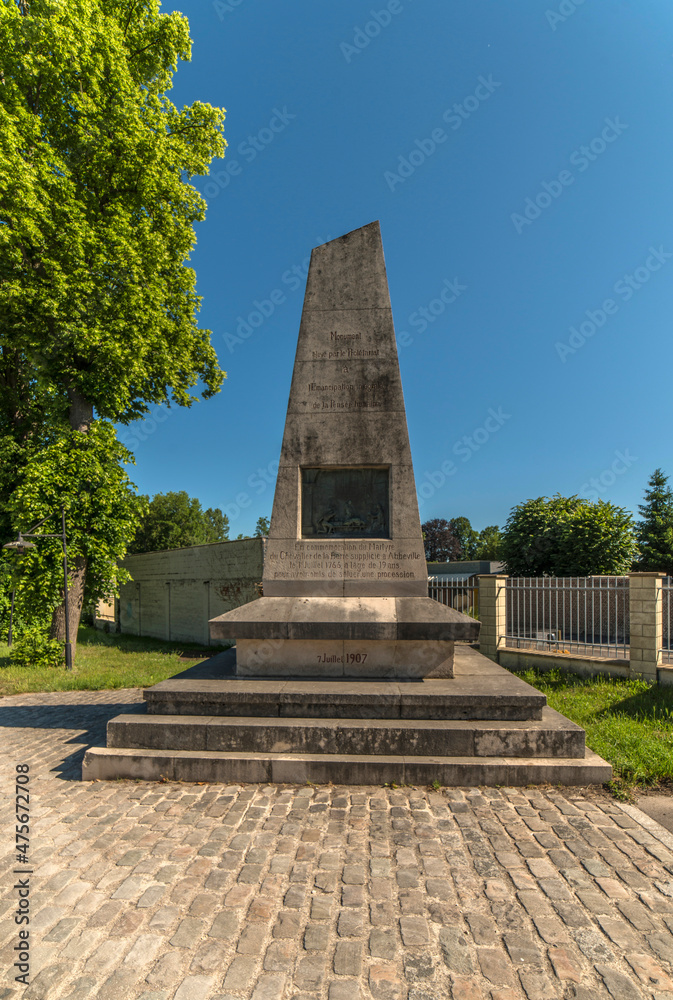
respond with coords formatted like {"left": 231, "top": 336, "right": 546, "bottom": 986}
{"left": 663, "top": 577, "right": 672, "bottom": 665}
{"left": 504, "top": 576, "right": 630, "bottom": 659}
{"left": 427, "top": 575, "right": 479, "bottom": 620}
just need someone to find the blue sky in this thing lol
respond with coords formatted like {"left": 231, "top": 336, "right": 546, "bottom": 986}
{"left": 121, "top": 0, "right": 673, "bottom": 538}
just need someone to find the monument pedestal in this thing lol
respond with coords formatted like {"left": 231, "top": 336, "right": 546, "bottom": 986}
{"left": 209, "top": 594, "right": 479, "bottom": 677}
{"left": 83, "top": 644, "right": 612, "bottom": 785}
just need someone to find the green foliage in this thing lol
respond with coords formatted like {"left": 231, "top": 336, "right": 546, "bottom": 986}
{"left": 500, "top": 494, "right": 637, "bottom": 576}
{"left": 473, "top": 525, "right": 502, "bottom": 561}
{"left": 635, "top": 469, "right": 673, "bottom": 575}
{"left": 130, "top": 490, "right": 229, "bottom": 552}
{"left": 7, "top": 421, "right": 147, "bottom": 610}
{"left": 0, "top": 0, "right": 227, "bottom": 424}
{"left": 10, "top": 629, "right": 64, "bottom": 669}
{"left": 255, "top": 516, "right": 270, "bottom": 537}
{"left": 450, "top": 516, "right": 478, "bottom": 559}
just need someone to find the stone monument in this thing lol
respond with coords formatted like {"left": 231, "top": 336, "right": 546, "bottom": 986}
{"left": 209, "top": 221, "right": 479, "bottom": 675}
{"left": 83, "top": 223, "right": 612, "bottom": 787}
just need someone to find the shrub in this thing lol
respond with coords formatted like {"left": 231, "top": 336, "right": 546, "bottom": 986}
{"left": 9, "top": 631, "right": 65, "bottom": 669}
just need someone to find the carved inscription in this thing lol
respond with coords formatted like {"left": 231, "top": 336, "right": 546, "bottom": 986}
{"left": 265, "top": 540, "right": 423, "bottom": 580}
{"left": 311, "top": 330, "right": 380, "bottom": 364}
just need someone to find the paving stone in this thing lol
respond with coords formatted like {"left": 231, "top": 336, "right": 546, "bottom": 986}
{"left": 334, "top": 940, "right": 363, "bottom": 975}
{"left": 238, "top": 923, "right": 268, "bottom": 954}
{"left": 369, "top": 963, "right": 405, "bottom": 999}
{"left": 477, "top": 947, "right": 514, "bottom": 987}
{"left": 251, "top": 974, "right": 286, "bottom": 1000}
{"left": 304, "top": 923, "right": 329, "bottom": 951}
{"left": 295, "top": 954, "right": 327, "bottom": 989}
{"left": 264, "top": 940, "right": 296, "bottom": 971}
{"left": 223, "top": 955, "right": 258, "bottom": 991}
{"left": 400, "top": 915, "right": 430, "bottom": 946}
{"left": 208, "top": 909, "right": 239, "bottom": 939}
{"left": 403, "top": 953, "right": 434, "bottom": 981}
{"left": 439, "top": 927, "right": 474, "bottom": 974}
{"left": 173, "top": 976, "right": 218, "bottom": 1000}
{"left": 594, "top": 965, "right": 644, "bottom": 1000}
{"left": 329, "top": 981, "right": 362, "bottom": 1000}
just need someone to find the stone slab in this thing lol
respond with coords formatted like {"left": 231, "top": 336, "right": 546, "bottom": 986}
{"left": 209, "top": 596, "right": 480, "bottom": 641}
{"left": 82, "top": 746, "right": 612, "bottom": 785}
{"left": 235, "top": 637, "right": 455, "bottom": 678}
{"left": 143, "top": 644, "right": 546, "bottom": 719}
{"left": 107, "top": 706, "right": 583, "bottom": 758}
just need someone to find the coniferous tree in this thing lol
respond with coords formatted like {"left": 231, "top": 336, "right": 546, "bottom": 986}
{"left": 635, "top": 469, "right": 673, "bottom": 575}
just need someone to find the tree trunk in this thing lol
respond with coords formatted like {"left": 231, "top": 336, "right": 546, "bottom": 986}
{"left": 48, "top": 389, "right": 94, "bottom": 656}
{"left": 49, "top": 554, "right": 87, "bottom": 654}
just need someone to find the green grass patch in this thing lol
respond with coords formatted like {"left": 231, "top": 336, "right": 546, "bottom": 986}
{"left": 0, "top": 626, "right": 229, "bottom": 695}
{"left": 514, "top": 667, "right": 673, "bottom": 792}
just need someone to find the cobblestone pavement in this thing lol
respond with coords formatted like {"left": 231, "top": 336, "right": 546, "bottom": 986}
{"left": 1, "top": 689, "right": 673, "bottom": 1000}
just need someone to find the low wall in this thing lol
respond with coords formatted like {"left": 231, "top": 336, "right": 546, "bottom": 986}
{"left": 96, "top": 537, "right": 265, "bottom": 646}
{"left": 498, "top": 647, "right": 632, "bottom": 681}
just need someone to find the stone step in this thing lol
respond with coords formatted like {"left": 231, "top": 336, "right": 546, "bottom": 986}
{"left": 107, "top": 707, "right": 583, "bottom": 758}
{"left": 83, "top": 746, "right": 612, "bottom": 786}
{"left": 144, "top": 675, "right": 546, "bottom": 721}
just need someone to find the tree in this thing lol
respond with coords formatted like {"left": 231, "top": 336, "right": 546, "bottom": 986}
{"left": 255, "top": 516, "right": 270, "bottom": 537}
{"left": 473, "top": 525, "right": 502, "bottom": 561}
{"left": 8, "top": 423, "right": 146, "bottom": 651}
{"left": 500, "top": 494, "right": 637, "bottom": 577}
{"left": 635, "top": 469, "right": 673, "bottom": 575}
{"left": 0, "top": 0, "right": 226, "bottom": 641}
{"left": 422, "top": 519, "right": 461, "bottom": 562}
{"left": 130, "top": 491, "right": 228, "bottom": 553}
{"left": 450, "top": 517, "right": 478, "bottom": 560}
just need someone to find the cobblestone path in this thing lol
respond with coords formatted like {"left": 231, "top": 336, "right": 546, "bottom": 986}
{"left": 0, "top": 688, "right": 672, "bottom": 1000}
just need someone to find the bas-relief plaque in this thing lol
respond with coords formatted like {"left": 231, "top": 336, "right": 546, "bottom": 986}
{"left": 301, "top": 467, "right": 389, "bottom": 539}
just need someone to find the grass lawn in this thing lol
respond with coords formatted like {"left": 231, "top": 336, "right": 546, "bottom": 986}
{"left": 0, "top": 626, "right": 229, "bottom": 695}
{"left": 515, "top": 667, "right": 673, "bottom": 794}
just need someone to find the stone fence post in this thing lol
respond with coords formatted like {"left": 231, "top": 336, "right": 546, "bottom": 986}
{"left": 628, "top": 572, "right": 664, "bottom": 681}
{"left": 478, "top": 574, "right": 508, "bottom": 661}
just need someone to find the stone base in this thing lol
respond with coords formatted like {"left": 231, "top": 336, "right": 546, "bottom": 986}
{"left": 235, "top": 638, "right": 454, "bottom": 678}
{"left": 83, "top": 645, "right": 613, "bottom": 786}
{"left": 83, "top": 746, "right": 612, "bottom": 786}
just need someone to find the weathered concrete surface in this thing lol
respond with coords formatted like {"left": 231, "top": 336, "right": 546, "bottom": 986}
{"left": 88, "top": 645, "right": 611, "bottom": 785}
{"left": 105, "top": 707, "right": 585, "bottom": 758}
{"left": 209, "top": 223, "right": 479, "bottom": 675}
{"left": 102, "top": 537, "right": 264, "bottom": 645}
{"left": 1, "top": 687, "right": 671, "bottom": 1000}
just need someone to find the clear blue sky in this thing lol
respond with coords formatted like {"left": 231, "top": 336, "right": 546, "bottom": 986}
{"left": 121, "top": 0, "right": 673, "bottom": 539}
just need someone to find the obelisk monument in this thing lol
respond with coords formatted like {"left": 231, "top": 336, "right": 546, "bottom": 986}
{"left": 210, "top": 222, "right": 479, "bottom": 675}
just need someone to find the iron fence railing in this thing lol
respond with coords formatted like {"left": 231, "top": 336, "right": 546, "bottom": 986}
{"left": 427, "top": 575, "right": 479, "bottom": 620}
{"left": 504, "top": 576, "right": 630, "bottom": 659}
{"left": 663, "top": 577, "right": 672, "bottom": 665}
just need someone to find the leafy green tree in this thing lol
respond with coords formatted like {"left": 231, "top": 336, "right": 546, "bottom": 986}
{"left": 635, "top": 469, "right": 673, "bottom": 575}
{"left": 0, "top": 0, "right": 226, "bottom": 640}
{"left": 8, "top": 423, "right": 146, "bottom": 651}
{"left": 473, "top": 525, "right": 502, "bottom": 561}
{"left": 450, "top": 517, "right": 478, "bottom": 560}
{"left": 255, "top": 516, "right": 270, "bottom": 537}
{"left": 130, "top": 491, "right": 228, "bottom": 553}
{"left": 500, "top": 494, "right": 637, "bottom": 577}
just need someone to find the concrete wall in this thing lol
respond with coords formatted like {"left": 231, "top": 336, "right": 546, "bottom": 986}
{"left": 96, "top": 538, "right": 265, "bottom": 646}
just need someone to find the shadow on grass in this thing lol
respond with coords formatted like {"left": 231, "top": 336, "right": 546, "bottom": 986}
{"left": 77, "top": 625, "right": 228, "bottom": 657}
